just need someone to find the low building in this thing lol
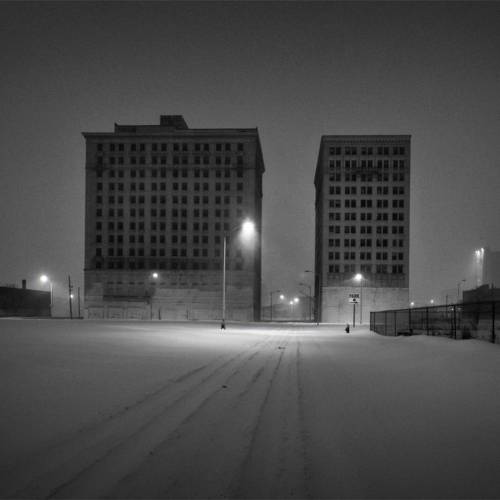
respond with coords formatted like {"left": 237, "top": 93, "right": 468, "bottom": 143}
{"left": 0, "top": 282, "right": 50, "bottom": 317}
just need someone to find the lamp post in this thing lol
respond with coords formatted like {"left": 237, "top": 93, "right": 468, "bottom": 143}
{"left": 269, "top": 289, "right": 281, "bottom": 321}
{"left": 299, "top": 282, "right": 312, "bottom": 321}
{"left": 149, "top": 272, "right": 159, "bottom": 320}
{"left": 221, "top": 219, "right": 255, "bottom": 329}
{"left": 353, "top": 273, "right": 364, "bottom": 324}
{"left": 40, "top": 274, "right": 53, "bottom": 317}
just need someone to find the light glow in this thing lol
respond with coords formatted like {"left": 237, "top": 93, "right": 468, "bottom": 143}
{"left": 354, "top": 273, "right": 363, "bottom": 282}
{"left": 152, "top": 272, "right": 159, "bottom": 279}
{"left": 240, "top": 219, "right": 256, "bottom": 242}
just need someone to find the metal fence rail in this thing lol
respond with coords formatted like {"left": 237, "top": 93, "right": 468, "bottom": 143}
{"left": 370, "top": 301, "right": 499, "bottom": 343}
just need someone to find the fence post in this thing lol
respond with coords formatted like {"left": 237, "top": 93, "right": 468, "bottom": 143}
{"left": 426, "top": 307, "right": 429, "bottom": 335}
{"left": 492, "top": 302, "right": 496, "bottom": 344}
{"left": 385, "top": 311, "right": 387, "bottom": 336}
{"left": 394, "top": 311, "right": 397, "bottom": 336}
{"left": 408, "top": 307, "right": 412, "bottom": 334}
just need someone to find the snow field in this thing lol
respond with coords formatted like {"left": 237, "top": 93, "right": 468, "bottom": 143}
{"left": 1, "top": 319, "right": 500, "bottom": 498}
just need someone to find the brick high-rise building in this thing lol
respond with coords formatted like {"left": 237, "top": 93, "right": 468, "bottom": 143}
{"left": 83, "top": 115, "right": 264, "bottom": 320}
{"left": 314, "top": 135, "right": 411, "bottom": 324}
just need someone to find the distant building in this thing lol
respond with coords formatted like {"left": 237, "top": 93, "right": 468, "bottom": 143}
{"left": 482, "top": 247, "right": 500, "bottom": 288}
{"left": 0, "top": 282, "right": 50, "bottom": 317}
{"left": 314, "top": 135, "right": 411, "bottom": 323}
{"left": 83, "top": 115, "right": 264, "bottom": 320}
{"left": 463, "top": 284, "right": 500, "bottom": 303}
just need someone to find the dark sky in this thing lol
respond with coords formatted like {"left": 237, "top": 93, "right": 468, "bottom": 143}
{"left": 1, "top": 1, "right": 499, "bottom": 315}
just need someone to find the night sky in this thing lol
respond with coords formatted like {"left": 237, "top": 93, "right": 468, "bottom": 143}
{"left": 1, "top": 1, "right": 499, "bottom": 315}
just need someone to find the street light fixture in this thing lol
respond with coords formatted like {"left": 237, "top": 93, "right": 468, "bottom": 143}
{"left": 40, "top": 274, "right": 53, "bottom": 316}
{"left": 221, "top": 219, "right": 256, "bottom": 329}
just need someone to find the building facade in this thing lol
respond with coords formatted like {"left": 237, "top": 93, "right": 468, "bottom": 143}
{"left": 314, "top": 135, "right": 411, "bottom": 323}
{"left": 83, "top": 115, "right": 264, "bottom": 320}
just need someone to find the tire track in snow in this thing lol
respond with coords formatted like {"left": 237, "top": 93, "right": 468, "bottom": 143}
{"left": 104, "top": 333, "right": 291, "bottom": 498}
{"left": 225, "top": 331, "right": 313, "bottom": 499}
{"left": 2, "top": 335, "right": 276, "bottom": 499}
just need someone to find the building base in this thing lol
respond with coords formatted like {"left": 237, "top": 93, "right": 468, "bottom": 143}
{"left": 320, "top": 286, "right": 409, "bottom": 324}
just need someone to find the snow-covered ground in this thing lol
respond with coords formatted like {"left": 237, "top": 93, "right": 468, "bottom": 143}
{"left": 1, "top": 319, "right": 500, "bottom": 498}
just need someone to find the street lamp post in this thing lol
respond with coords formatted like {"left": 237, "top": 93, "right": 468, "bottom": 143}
{"left": 269, "top": 289, "right": 281, "bottom": 321}
{"left": 354, "top": 273, "right": 364, "bottom": 325}
{"left": 149, "top": 272, "right": 159, "bottom": 320}
{"left": 221, "top": 219, "right": 255, "bottom": 329}
{"left": 40, "top": 275, "right": 53, "bottom": 317}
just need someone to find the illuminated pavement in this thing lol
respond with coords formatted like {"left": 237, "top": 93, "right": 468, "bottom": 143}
{"left": 1, "top": 319, "right": 500, "bottom": 498}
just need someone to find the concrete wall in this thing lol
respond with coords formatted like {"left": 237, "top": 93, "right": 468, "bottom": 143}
{"left": 85, "top": 270, "right": 255, "bottom": 321}
{"left": 321, "top": 286, "right": 409, "bottom": 324}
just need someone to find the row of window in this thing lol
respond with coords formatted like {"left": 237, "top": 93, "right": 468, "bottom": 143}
{"left": 96, "top": 195, "right": 244, "bottom": 205}
{"left": 327, "top": 251, "right": 404, "bottom": 261}
{"left": 97, "top": 247, "right": 237, "bottom": 258}
{"left": 98, "top": 168, "right": 240, "bottom": 179}
{"left": 98, "top": 234, "right": 231, "bottom": 245}
{"left": 98, "top": 181, "right": 244, "bottom": 192}
{"left": 329, "top": 159, "right": 406, "bottom": 170}
{"left": 98, "top": 142, "right": 245, "bottom": 153}
{"left": 99, "top": 155, "right": 245, "bottom": 167}
{"left": 329, "top": 146, "right": 406, "bottom": 156}
{"left": 95, "top": 260, "right": 241, "bottom": 271}
{"left": 96, "top": 221, "right": 241, "bottom": 232}
{"left": 328, "top": 173, "right": 405, "bottom": 183}
{"left": 329, "top": 199, "right": 405, "bottom": 209}
{"left": 328, "top": 239, "right": 404, "bottom": 248}
{"left": 97, "top": 208, "right": 240, "bottom": 218}
{"left": 329, "top": 210, "right": 405, "bottom": 222}
{"left": 329, "top": 186, "right": 405, "bottom": 196}
{"left": 327, "top": 225, "right": 405, "bottom": 237}
{"left": 97, "top": 182, "right": 245, "bottom": 193}
{"left": 327, "top": 264, "right": 404, "bottom": 274}
{"left": 328, "top": 212, "right": 405, "bottom": 223}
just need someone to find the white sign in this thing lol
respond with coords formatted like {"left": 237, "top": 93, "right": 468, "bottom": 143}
{"left": 348, "top": 293, "right": 360, "bottom": 304}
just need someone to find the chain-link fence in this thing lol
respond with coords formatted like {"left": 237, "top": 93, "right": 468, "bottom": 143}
{"left": 370, "top": 301, "right": 500, "bottom": 343}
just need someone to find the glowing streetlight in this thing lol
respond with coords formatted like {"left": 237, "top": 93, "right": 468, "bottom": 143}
{"left": 294, "top": 297, "right": 299, "bottom": 303}
{"left": 40, "top": 274, "right": 53, "bottom": 316}
{"left": 430, "top": 299, "right": 434, "bottom": 305}
{"left": 152, "top": 272, "right": 159, "bottom": 280}
{"left": 279, "top": 294, "right": 285, "bottom": 300}
{"left": 410, "top": 301, "right": 415, "bottom": 307}
{"left": 474, "top": 248, "right": 484, "bottom": 287}
{"left": 221, "top": 218, "right": 256, "bottom": 329}
{"left": 353, "top": 273, "right": 365, "bottom": 325}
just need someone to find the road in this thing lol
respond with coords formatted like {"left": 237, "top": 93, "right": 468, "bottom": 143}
{"left": 1, "top": 320, "right": 500, "bottom": 498}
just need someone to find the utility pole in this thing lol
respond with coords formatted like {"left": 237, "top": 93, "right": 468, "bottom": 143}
{"left": 68, "top": 275, "right": 73, "bottom": 319}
